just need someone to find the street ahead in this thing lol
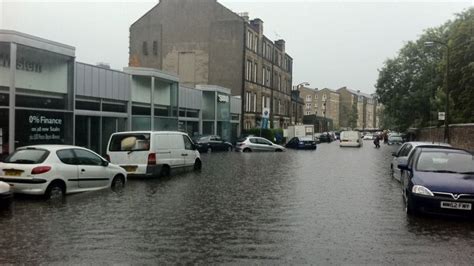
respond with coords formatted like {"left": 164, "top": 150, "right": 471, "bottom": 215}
{"left": 1, "top": 142, "right": 474, "bottom": 264}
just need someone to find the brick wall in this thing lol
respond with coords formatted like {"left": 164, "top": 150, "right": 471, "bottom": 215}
{"left": 416, "top": 124, "right": 474, "bottom": 151}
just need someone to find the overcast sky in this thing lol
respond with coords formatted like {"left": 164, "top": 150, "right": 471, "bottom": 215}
{"left": 1, "top": 0, "right": 472, "bottom": 93}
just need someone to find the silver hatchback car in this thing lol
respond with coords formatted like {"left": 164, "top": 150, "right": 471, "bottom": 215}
{"left": 235, "top": 136, "right": 285, "bottom": 152}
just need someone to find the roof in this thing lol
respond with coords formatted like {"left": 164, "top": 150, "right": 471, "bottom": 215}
{"left": 405, "top": 141, "right": 451, "bottom": 148}
{"left": 111, "top": 131, "right": 188, "bottom": 136}
{"left": 18, "top": 145, "right": 93, "bottom": 151}
{"left": 345, "top": 88, "right": 373, "bottom": 99}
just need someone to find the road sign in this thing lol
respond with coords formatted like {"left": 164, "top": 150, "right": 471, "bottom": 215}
{"left": 262, "top": 108, "right": 270, "bottom": 119}
{"left": 438, "top": 112, "right": 446, "bottom": 121}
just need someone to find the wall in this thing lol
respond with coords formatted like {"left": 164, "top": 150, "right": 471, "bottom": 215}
{"left": 416, "top": 124, "right": 474, "bottom": 151}
{"left": 75, "top": 62, "right": 130, "bottom": 101}
{"left": 129, "top": 0, "right": 244, "bottom": 95}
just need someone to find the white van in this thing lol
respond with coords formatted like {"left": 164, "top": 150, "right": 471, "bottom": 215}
{"left": 339, "top": 131, "right": 363, "bottom": 147}
{"left": 106, "top": 131, "right": 201, "bottom": 177}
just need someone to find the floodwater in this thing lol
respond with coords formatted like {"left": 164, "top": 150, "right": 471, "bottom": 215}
{"left": 1, "top": 142, "right": 474, "bottom": 264}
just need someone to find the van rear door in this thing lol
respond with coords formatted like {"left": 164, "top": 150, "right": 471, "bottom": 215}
{"left": 107, "top": 133, "right": 151, "bottom": 174}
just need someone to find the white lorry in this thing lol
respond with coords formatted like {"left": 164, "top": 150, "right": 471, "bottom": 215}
{"left": 284, "top": 125, "right": 315, "bottom": 141}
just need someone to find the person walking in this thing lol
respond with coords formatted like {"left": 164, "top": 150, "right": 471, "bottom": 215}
{"left": 374, "top": 136, "right": 381, "bottom": 148}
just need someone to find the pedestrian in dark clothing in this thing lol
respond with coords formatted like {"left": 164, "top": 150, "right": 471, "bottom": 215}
{"left": 374, "top": 136, "right": 381, "bottom": 148}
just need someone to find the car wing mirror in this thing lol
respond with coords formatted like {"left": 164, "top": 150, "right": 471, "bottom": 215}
{"left": 102, "top": 160, "right": 109, "bottom": 167}
{"left": 392, "top": 152, "right": 398, "bottom": 157}
{"left": 398, "top": 164, "right": 411, "bottom": 171}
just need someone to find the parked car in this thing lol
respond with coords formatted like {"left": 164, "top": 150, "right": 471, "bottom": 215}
{"left": 315, "top": 133, "right": 332, "bottom": 143}
{"left": 192, "top": 135, "right": 233, "bottom": 153}
{"left": 363, "top": 134, "right": 374, "bottom": 140}
{"left": 399, "top": 146, "right": 474, "bottom": 217}
{"left": 0, "top": 181, "right": 12, "bottom": 208}
{"left": 0, "top": 145, "right": 127, "bottom": 200}
{"left": 391, "top": 142, "right": 451, "bottom": 182}
{"left": 388, "top": 135, "right": 404, "bottom": 145}
{"left": 339, "top": 131, "right": 363, "bottom": 147}
{"left": 285, "top": 136, "right": 317, "bottom": 150}
{"left": 235, "top": 136, "right": 285, "bottom": 152}
{"left": 107, "top": 131, "right": 201, "bottom": 177}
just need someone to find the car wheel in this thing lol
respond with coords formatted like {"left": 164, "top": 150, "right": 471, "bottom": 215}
{"left": 243, "top": 148, "right": 252, "bottom": 153}
{"left": 45, "top": 181, "right": 65, "bottom": 201}
{"left": 194, "top": 159, "right": 202, "bottom": 171}
{"left": 111, "top": 175, "right": 125, "bottom": 191}
{"left": 160, "top": 165, "right": 170, "bottom": 177}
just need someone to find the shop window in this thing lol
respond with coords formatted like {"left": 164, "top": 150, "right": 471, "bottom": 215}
{"left": 103, "top": 103, "right": 127, "bottom": 113}
{"left": 155, "top": 107, "right": 169, "bottom": 117}
{"left": 0, "top": 92, "right": 8, "bottom": 106}
{"left": 16, "top": 95, "right": 66, "bottom": 110}
{"left": 153, "top": 41, "right": 158, "bottom": 56}
{"left": 132, "top": 106, "right": 151, "bottom": 116}
{"left": 76, "top": 100, "right": 100, "bottom": 111}
{"left": 187, "top": 110, "right": 199, "bottom": 118}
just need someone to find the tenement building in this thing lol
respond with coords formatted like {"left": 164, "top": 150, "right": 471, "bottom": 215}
{"left": 129, "top": 0, "right": 293, "bottom": 130}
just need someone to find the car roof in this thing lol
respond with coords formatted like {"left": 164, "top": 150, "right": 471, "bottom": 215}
{"left": 416, "top": 146, "right": 470, "bottom": 154}
{"left": 112, "top": 131, "right": 188, "bottom": 135}
{"left": 17, "top": 145, "right": 91, "bottom": 152}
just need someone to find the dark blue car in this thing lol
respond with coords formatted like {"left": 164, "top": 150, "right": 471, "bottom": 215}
{"left": 399, "top": 147, "right": 474, "bottom": 217}
{"left": 285, "top": 136, "right": 317, "bottom": 150}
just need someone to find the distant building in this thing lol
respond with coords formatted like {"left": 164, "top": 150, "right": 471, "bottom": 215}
{"left": 129, "top": 0, "right": 293, "bottom": 130}
{"left": 337, "top": 87, "right": 380, "bottom": 130}
{"left": 290, "top": 90, "right": 304, "bottom": 125}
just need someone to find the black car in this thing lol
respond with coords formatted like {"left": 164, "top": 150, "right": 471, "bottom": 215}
{"left": 285, "top": 136, "right": 317, "bottom": 150}
{"left": 193, "top": 135, "right": 233, "bottom": 153}
{"left": 315, "top": 133, "right": 332, "bottom": 143}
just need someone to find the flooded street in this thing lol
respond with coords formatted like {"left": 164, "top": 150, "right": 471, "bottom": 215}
{"left": 1, "top": 142, "right": 474, "bottom": 264}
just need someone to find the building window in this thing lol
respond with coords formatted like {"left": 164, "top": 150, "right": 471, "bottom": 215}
{"left": 152, "top": 41, "right": 158, "bottom": 55}
{"left": 306, "top": 95, "right": 312, "bottom": 102}
{"left": 247, "top": 31, "right": 253, "bottom": 49}
{"left": 246, "top": 60, "right": 252, "bottom": 81}
{"left": 253, "top": 62, "right": 258, "bottom": 83}
{"left": 142, "top": 41, "right": 148, "bottom": 55}
{"left": 254, "top": 36, "right": 258, "bottom": 52}
{"left": 306, "top": 111, "right": 311, "bottom": 115}
{"left": 305, "top": 103, "right": 312, "bottom": 109}
{"left": 253, "top": 93, "right": 257, "bottom": 112}
{"left": 245, "top": 92, "right": 251, "bottom": 112}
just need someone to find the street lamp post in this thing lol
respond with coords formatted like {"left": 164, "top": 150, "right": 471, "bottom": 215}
{"left": 295, "top": 82, "right": 310, "bottom": 90}
{"left": 425, "top": 40, "right": 450, "bottom": 144}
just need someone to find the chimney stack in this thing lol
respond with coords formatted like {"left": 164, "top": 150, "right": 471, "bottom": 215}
{"left": 250, "top": 18, "right": 263, "bottom": 34}
{"left": 275, "top": 39, "right": 285, "bottom": 53}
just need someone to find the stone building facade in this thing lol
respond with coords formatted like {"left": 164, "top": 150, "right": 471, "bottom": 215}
{"left": 129, "top": 0, "right": 293, "bottom": 130}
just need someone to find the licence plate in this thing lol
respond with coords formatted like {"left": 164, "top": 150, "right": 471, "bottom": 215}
{"left": 440, "top": 201, "right": 472, "bottom": 210}
{"left": 4, "top": 170, "right": 23, "bottom": 176}
{"left": 122, "top": 166, "right": 137, "bottom": 173}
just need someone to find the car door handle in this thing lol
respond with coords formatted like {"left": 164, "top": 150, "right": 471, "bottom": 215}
{"left": 81, "top": 169, "right": 85, "bottom": 172}
{"left": 181, "top": 154, "right": 188, "bottom": 156}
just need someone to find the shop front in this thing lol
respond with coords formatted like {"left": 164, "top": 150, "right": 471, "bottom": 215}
{"left": 0, "top": 30, "right": 75, "bottom": 155}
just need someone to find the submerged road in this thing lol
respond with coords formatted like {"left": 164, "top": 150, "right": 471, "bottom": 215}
{"left": 1, "top": 142, "right": 474, "bottom": 264}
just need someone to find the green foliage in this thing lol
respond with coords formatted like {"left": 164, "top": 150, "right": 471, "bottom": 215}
{"left": 376, "top": 8, "right": 474, "bottom": 130}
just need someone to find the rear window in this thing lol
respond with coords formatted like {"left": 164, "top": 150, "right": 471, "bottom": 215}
{"left": 341, "top": 131, "right": 358, "bottom": 139}
{"left": 109, "top": 133, "right": 151, "bottom": 152}
{"left": 5, "top": 149, "right": 49, "bottom": 164}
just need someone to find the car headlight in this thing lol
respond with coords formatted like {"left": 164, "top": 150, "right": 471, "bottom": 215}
{"left": 299, "top": 142, "right": 304, "bottom": 145}
{"left": 412, "top": 185, "right": 434, "bottom": 196}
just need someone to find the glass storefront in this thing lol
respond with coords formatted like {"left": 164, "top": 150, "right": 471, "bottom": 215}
{"left": 15, "top": 109, "right": 73, "bottom": 149}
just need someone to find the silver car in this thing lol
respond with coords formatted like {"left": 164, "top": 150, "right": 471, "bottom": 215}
{"left": 235, "top": 136, "right": 285, "bottom": 152}
{"left": 391, "top": 141, "right": 451, "bottom": 182}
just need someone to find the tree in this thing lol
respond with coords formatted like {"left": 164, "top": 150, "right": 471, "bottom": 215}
{"left": 447, "top": 8, "right": 474, "bottom": 122}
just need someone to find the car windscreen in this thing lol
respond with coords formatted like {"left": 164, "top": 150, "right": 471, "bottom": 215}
{"left": 389, "top": 136, "right": 402, "bottom": 141}
{"left": 416, "top": 151, "right": 474, "bottom": 173}
{"left": 300, "top": 136, "right": 314, "bottom": 141}
{"left": 109, "top": 133, "right": 151, "bottom": 152}
{"left": 4, "top": 149, "right": 49, "bottom": 164}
